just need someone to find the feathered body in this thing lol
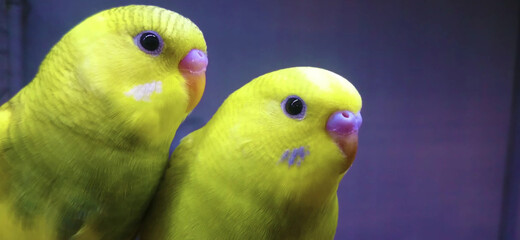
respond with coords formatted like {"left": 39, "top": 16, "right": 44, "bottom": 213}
{"left": 141, "top": 67, "right": 362, "bottom": 239}
{"left": 0, "top": 5, "right": 207, "bottom": 239}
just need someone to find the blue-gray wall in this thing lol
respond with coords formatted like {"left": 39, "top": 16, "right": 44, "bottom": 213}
{"left": 1, "top": 0, "right": 519, "bottom": 239}
{"left": 0, "top": 0, "right": 9, "bottom": 102}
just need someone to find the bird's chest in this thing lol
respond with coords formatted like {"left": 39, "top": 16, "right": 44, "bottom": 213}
{"left": 64, "top": 152, "right": 167, "bottom": 239}
{"left": 6, "top": 147, "right": 167, "bottom": 239}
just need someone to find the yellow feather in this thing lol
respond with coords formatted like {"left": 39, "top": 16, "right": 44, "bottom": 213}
{"left": 0, "top": 5, "right": 206, "bottom": 239}
{"left": 140, "top": 67, "right": 362, "bottom": 239}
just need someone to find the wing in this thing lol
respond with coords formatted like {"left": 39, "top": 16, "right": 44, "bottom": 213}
{"left": 0, "top": 101, "right": 12, "bottom": 195}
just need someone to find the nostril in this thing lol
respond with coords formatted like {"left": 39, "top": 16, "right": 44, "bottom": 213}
{"left": 341, "top": 111, "right": 350, "bottom": 118}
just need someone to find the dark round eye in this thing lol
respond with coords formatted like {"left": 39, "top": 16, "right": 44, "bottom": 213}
{"left": 134, "top": 31, "right": 163, "bottom": 55}
{"left": 281, "top": 95, "right": 306, "bottom": 120}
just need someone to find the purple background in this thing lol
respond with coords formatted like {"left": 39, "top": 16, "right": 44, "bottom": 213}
{"left": 1, "top": 0, "right": 519, "bottom": 239}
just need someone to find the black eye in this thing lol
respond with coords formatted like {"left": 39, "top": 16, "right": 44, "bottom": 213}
{"left": 281, "top": 95, "right": 306, "bottom": 120}
{"left": 134, "top": 31, "right": 163, "bottom": 55}
{"left": 140, "top": 33, "right": 159, "bottom": 51}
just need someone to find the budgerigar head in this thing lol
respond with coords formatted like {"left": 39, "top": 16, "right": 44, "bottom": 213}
{"left": 35, "top": 5, "right": 207, "bottom": 145}
{"left": 196, "top": 67, "right": 362, "bottom": 205}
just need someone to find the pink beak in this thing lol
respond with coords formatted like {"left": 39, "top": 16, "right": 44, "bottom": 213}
{"left": 326, "top": 110, "right": 363, "bottom": 171}
{"left": 179, "top": 49, "right": 208, "bottom": 112}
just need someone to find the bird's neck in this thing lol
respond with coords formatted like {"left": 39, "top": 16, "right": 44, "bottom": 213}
{"left": 2, "top": 77, "right": 170, "bottom": 239}
{"left": 181, "top": 166, "right": 339, "bottom": 239}
{"left": 13, "top": 76, "right": 140, "bottom": 149}
{"left": 4, "top": 69, "right": 170, "bottom": 187}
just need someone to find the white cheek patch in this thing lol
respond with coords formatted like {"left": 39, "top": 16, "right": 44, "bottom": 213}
{"left": 125, "top": 81, "right": 163, "bottom": 102}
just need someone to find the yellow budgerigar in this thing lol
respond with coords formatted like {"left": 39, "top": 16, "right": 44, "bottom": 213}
{"left": 140, "top": 67, "right": 363, "bottom": 239}
{"left": 0, "top": 5, "right": 207, "bottom": 239}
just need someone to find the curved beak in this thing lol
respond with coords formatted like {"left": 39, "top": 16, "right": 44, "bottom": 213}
{"left": 326, "top": 110, "right": 363, "bottom": 172}
{"left": 179, "top": 49, "right": 208, "bottom": 112}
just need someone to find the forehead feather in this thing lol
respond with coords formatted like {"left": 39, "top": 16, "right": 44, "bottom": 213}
{"left": 248, "top": 67, "right": 360, "bottom": 102}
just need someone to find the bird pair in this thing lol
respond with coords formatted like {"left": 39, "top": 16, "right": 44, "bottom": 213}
{"left": 0, "top": 5, "right": 362, "bottom": 240}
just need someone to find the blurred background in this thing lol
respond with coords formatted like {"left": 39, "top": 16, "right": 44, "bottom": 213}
{"left": 1, "top": 0, "right": 519, "bottom": 239}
